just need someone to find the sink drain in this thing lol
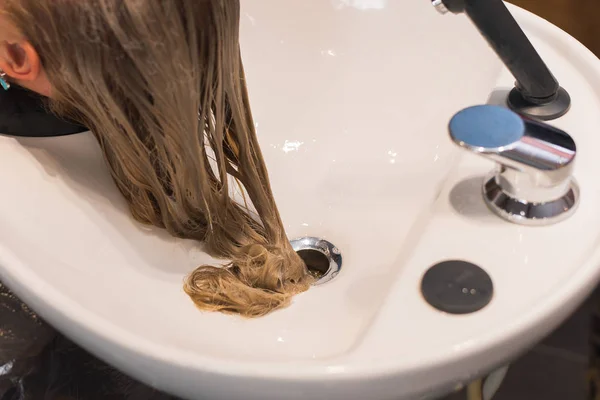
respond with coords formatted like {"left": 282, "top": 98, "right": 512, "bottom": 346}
{"left": 290, "top": 237, "right": 342, "bottom": 285}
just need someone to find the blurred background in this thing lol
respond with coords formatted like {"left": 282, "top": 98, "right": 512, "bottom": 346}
{"left": 510, "top": 0, "right": 600, "bottom": 56}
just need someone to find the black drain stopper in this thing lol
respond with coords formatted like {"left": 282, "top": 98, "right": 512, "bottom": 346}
{"left": 421, "top": 260, "right": 493, "bottom": 314}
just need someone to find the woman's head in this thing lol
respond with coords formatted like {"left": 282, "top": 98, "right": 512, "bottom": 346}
{"left": 0, "top": 2, "right": 50, "bottom": 96}
{"left": 1, "top": 0, "right": 312, "bottom": 317}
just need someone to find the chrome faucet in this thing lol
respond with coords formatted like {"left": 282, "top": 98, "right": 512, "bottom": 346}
{"left": 449, "top": 105, "right": 579, "bottom": 226}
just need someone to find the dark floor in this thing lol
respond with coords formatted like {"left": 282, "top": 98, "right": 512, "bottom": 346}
{"left": 442, "top": 288, "right": 598, "bottom": 400}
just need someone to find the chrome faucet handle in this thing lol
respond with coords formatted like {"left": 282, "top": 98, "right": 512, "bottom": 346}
{"left": 448, "top": 105, "right": 579, "bottom": 226}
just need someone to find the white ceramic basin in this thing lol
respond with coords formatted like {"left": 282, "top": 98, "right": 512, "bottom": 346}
{"left": 1, "top": 1, "right": 600, "bottom": 399}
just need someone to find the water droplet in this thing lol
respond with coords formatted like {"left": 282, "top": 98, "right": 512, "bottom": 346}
{"left": 282, "top": 140, "right": 304, "bottom": 153}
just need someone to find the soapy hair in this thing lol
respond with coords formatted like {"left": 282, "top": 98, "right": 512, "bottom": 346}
{"left": 4, "top": 0, "right": 312, "bottom": 317}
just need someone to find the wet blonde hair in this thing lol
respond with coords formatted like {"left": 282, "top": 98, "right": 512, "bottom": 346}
{"left": 4, "top": 0, "right": 312, "bottom": 317}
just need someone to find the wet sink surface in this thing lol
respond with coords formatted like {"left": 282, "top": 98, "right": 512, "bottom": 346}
{"left": 0, "top": 2, "right": 600, "bottom": 400}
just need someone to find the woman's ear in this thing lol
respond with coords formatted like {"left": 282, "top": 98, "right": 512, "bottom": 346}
{"left": 0, "top": 40, "right": 51, "bottom": 97}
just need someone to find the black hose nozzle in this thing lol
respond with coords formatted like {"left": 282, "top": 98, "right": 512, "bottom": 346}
{"left": 436, "top": 0, "right": 570, "bottom": 120}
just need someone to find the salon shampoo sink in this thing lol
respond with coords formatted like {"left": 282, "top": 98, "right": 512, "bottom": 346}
{"left": 2, "top": 1, "right": 600, "bottom": 400}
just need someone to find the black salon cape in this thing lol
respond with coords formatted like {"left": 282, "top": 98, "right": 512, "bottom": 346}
{"left": 0, "top": 84, "right": 87, "bottom": 137}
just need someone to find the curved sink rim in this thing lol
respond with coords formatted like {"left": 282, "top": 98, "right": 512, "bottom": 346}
{"left": 1, "top": 4, "right": 599, "bottom": 386}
